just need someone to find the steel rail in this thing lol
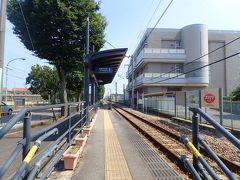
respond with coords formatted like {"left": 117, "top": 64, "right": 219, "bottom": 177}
{"left": 114, "top": 105, "right": 240, "bottom": 174}
{"left": 113, "top": 106, "right": 188, "bottom": 174}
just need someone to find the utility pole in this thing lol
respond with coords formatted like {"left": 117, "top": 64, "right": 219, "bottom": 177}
{"left": 115, "top": 81, "right": 117, "bottom": 102}
{"left": 84, "top": 17, "right": 90, "bottom": 124}
{"left": 123, "top": 84, "right": 125, "bottom": 103}
{"left": 110, "top": 89, "right": 112, "bottom": 101}
{"left": 0, "top": 0, "right": 7, "bottom": 102}
{"left": 131, "top": 60, "right": 135, "bottom": 109}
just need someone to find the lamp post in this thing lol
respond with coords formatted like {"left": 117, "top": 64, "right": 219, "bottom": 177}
{"left": 5, "top": 58, "right": 26, "bottom": 103}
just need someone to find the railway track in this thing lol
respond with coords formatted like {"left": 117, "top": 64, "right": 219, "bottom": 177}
{"left": 113, "top": 105, "right": 240, "bottom": 179}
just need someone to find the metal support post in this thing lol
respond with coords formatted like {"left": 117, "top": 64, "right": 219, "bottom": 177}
{"left": 180, "top": 155, "right": 201, "bottom": 180}
{"left": 84, "top": 17, "right": 90, "bottom": 125}
{"left": 77, "top": 99, "right": 80, "bottom": 112}
{"left": 131, "top": 64, "right": 135, "bottom": 108}
{"left": 174, "top": 92, "right": 177, "bottom": 117}
{"left": 192, "top": 110, "right": 199, "bottom": 172}
{"left": 142, "top": 92, "right": 144, "bottom": 113}
{"left": 94, "top": 84, "right": 96, "bottom": 104}
{"left": 67, "top": 105, "right": 71, "bottom": 143}
{"left": 0, "top": 0, "right": 7, "bottom": 102}
{"left": 91, "top": 82, "right": 94, "bottom": 105}
{"left": 79, "top": 102, "right": 82, "bottom": 125}
{"left": 23, "top": 111, "right": 32, "bottom": 160}
{"left": 115, "top": 81, "right": 117, "bottom": 102}
{"left": 123, "top": 84, "right": 125, "bottom": 104}
{"left": 184, "top": 92, "right": 187, "bottom": 119}
{"left": 95, "top": 84, "right": 98, "bottom": 103}
{"left": 219, "top": 88, "right": 223, "bottom": 125}
{"left": 136, "top": 90, "right": 139, "bottom": 110}
{"left": 198, "top": 90, "right": 202, "bottom": 124}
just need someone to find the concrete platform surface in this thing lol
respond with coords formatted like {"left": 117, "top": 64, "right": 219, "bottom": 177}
{"left": 50, "top": 108, "right": 182, "bottom": 180}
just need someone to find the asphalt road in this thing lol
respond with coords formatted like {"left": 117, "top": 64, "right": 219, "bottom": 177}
{"left": 0, "top": 123, "right": 52, "bottom": 180}
{"left": 0, "top": 110, "right": 61, "bottom": 125}
{"left": 0, "top": 108, "right": 80, "bottom": 179}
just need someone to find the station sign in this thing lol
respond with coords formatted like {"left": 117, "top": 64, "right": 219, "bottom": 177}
{"left": 94, "top": 67, "right": 113, "bottom": 74}
{"left": 201, "top": 89, "right": 219, "bottom": 108}
{"left": 187, "top": 91, "right": 199, "bottom": 108}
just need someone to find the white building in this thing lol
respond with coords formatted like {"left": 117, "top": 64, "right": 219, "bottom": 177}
{"left": 127, "top": 24, "right": 240, "bottom": 107}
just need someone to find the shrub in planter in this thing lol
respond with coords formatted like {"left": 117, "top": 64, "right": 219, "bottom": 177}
{"left": 63, "top": 145, "right": 81, "bottom": 170}
{"left": 82, "top": 125, "right": 92, "bottom": 136}
{"left": 75, "top": 133, "right": 87, "bottom": 146}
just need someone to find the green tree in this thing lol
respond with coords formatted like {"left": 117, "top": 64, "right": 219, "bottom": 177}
{"left": 66, "top": 69, "right": 84, "bottom": 101}
{"left": 98, "top": 85, "right": 105, "bottom": 100}
{"left": 7, "top": 0, "right": 107, "bottom": 112}
{"left": 26, "top": 65, "right": 60, "bottom": 103}
{"left": 231, "top": 86, "right": 240, "bottom": 101}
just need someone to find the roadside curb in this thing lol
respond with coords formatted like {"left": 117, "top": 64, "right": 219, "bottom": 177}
{"left": 4, "top": 119, "right": 53, "bottom": 134}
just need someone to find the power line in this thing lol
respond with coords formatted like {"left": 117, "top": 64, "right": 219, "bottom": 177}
{"left": 145, "top": 0, "right": 164, "bottom": 28}
{"left": 18, "top": 1, "right": 35, "bottom": 52}
{"left": 143, "top": 36, "right": 240, "bottom": 84}
{"left": 147, "top": 51, "right": 240, "bottom": 85}
{"left": 140, "top": 0, "right": 174, "bottom": 49}
{"left": 106, "top": 41, "right": 116, "bottom": 49}
{"left": 136, "top": 0, "right": 164, "bottom": 46}
{"left": 7, "top": 74, "right": 26, "bottom": 80}
{"left": 7, "top": 65, "right": 29, "bottom": 74}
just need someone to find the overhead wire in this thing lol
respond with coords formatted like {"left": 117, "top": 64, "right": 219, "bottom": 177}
{"left": 106, "top": 41, "right": 116, "bottom": 49}
{"left": 18, "top": 1, "right": 35, "bottom": 52}
{"left": 137, "top": 0, "right": 162, "bottom": 40}
{"left": 142, "top": 36, "right": 240, "bottom": 84}
{"left": 7, "top": 65, "right": 30, "bottom": 74}
{"left": 139, "top": 0, "right": 174, "bottom": 50}
{"left": 146, "top": 51, "right": 240, "bottom": 85}
{"left": 7, "top": 74, "right": 26, "bottom": 80}
{"left": 145, "top": 0, "right": 164, "bottom": 28}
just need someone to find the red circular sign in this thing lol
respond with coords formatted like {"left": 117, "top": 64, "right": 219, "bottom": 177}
{"left": 204, "top": 93, "right": 215, "bottom": 103}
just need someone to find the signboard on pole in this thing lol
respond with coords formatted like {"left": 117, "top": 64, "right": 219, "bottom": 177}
{"left": 201, "top": 89, "right": 219, "bottom": 108}
{"left": 187, "top": 91, "right": 199, "bottom": 108}
{"left": 94, "top": 67, "right": 113, "bottom": 74}
{"left": 176, "top": 92, "right": 185, "bottom": 106}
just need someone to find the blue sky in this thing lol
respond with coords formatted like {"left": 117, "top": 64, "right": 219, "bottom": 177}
{"left": 3, "top": 0, "right": 240, "bottom": 96}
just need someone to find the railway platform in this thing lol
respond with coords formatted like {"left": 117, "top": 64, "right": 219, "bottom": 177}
{"left": 51, "top": 106, "right": 184, "bottom": 179}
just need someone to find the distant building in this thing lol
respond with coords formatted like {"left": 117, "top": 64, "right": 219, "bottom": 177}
{"left": 127, "top": 24, "right": 240, "bottom": 107}
{"left": 3, "top": 87, "right": 44, "bottom": 106}
{"left": 110, "top": 94, "right": 124, "bottom": 103}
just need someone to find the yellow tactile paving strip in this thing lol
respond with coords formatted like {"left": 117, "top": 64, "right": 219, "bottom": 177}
{"left": 104, "top": 110, "right": 132, "bottom": 180}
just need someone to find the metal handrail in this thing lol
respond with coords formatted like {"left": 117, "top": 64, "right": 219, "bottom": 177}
{"left": 180, "top": 155, "right": 201, "bottom": 180}
{"left": 27, "top": 145, "right": 57, "bottom": 180}
{"left": 190, "top": 108, "right": 240, "bottom": 149}
{"left": 0, "top": 102, "right": 83, "bottom": 139}
{"left": 12, "top": 128, "right": 58, "bottom": 180}
{"left": 181, "top": 135, "right": 220, "bottom": 179}
{"left": 198, "top": 136, "right": 235, "bottom": 179}
{"left": 185, "top": 107, "right": 239, "bottom": 180}
{"left": 0, "top": 101, "right": 98, "bottom": 179}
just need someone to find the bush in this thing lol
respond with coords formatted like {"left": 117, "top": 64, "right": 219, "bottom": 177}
{"left": 231, "top": 86, "right": 240, "bottom": 101}
{"left": 223, "top": 96, "right": 233, "bottom": 101}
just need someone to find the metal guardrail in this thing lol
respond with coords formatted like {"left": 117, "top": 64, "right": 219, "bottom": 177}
{"left": 180, "top": 107, "right": 239, "bottom": 180}
{"left": 0, "top": 101, "right": 98, "bottom": 179}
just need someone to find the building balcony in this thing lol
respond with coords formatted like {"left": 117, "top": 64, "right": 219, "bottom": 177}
{"left": 127, "top": 48, "right": 186, "bottom": 77}
{"left": 133, "top": 73, "right": 208, "bottom": 88}
{"left": 135, "top": 48, "right": 186, "bottom": 66}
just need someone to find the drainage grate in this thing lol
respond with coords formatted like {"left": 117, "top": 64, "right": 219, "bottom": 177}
{"left": 129, "top": 134, "right": 183, "bottom": 180}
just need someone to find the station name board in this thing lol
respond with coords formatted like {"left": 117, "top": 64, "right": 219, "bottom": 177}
{"left": 94, "top": 67, "right": 113, "bottom": 73}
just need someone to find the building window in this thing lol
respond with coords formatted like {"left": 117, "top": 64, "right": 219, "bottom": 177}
{"left": 175, "top": 64, "right": 183, "bottom": 73}
{"left": 162, "top": 40, "right": 181, "bottom": 49}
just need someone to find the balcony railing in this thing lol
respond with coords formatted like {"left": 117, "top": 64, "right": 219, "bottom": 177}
{"left": 134, "top": 73, "right": 186, "bottom": 86}
{"left": 143, "top": 73, "right": 185, "bottom": 78}
{"left": 127, "top": 48, "right": 186, "bottom": 77}
{"left": 143, "top": 48, "right": 185, "bottom": 54}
